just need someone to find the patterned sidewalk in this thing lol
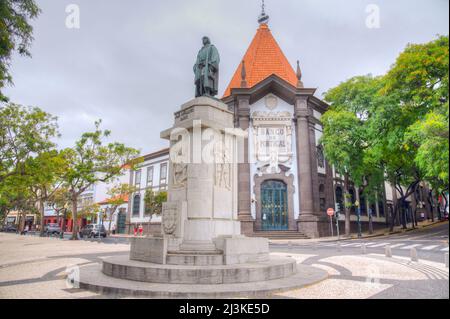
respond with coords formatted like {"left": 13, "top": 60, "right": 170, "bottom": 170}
{"left": 0, "top": 233, "right": 448, "bottom": 299}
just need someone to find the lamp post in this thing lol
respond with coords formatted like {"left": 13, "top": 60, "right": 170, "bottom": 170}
{"left": 355, "top": 200, "right": 362, "bottom": 238}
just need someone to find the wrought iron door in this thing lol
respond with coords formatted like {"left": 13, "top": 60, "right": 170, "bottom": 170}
{"left": 261, "top": 180, "right": 288, "bottom": 230}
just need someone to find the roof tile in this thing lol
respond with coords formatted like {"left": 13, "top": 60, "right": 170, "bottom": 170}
{"left": 223, "top": 24, "right": 298, "bottom": 97}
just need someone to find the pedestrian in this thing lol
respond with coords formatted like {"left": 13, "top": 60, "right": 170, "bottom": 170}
{"left": 134, "top": 224, "right": 138, "bottom": 236}
{"left": 112, "top": 224, "right": 116, "bottom": 235}
{"left": 138, "top": 224, "right": 143, "bottom": 237}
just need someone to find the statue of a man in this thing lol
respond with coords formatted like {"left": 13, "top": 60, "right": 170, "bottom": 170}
{"left": 193, "top": 36, "right": 220, "bottom": 97}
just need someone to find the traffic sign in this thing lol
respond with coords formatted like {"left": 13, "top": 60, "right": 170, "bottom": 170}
{"left": 327, "top": 208, "right": 335, "bottom": 217}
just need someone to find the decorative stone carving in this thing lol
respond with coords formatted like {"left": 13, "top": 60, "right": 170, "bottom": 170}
{"left": 252, "top": 111, "right": 293, "bottom": 174}
{"left": 214, "top": 142, "right": 231, "bottom": 190}
{"left": 316, "top": 145, "right": 325, "bottom": 169}
{"left": 265, "top": 94, "right": 278, "bottom": 110}
{"left": 162, "top": 202, "right": 178, "bottom": 235}
{"left": 173, "top": 163, "right": 188, "bottom": 188}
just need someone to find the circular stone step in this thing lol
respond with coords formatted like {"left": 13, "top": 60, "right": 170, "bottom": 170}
{"left": 166, "top": 252, "right": 224, "bottom": 266}
{"left": 102, "top": 256, "right": 296, "bottom": 284}
{"left": 79, "top": 263, "right": 328, "bottom": 299}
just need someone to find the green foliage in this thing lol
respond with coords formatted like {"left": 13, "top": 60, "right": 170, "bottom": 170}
{"left": 322, "top": 75, "right": 385, "bottom": 195}
{"left": 144, "top": 189, "right": 167, "bottom": 216}
{"left": 0, "top": 103, "right": 59, "bottom": 183}
{"left": 63, "top": 120, "right": 140, "bottom": 197}
{"left": 405, "top": 107, "right": 449, "bottom": 187}
{"left": 0, "top": 0, "right": 41, "bottom": 101}
{"left": 0, "top": 103, "right": 60, "bottom": 228}
{"left": 62, "top": 120, "right": 139, "bottom": 239}
{"left": 322, "top": 35, "right": 449, "bottom": 228}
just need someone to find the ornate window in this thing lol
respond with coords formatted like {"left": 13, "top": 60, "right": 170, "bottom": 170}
{"left": 134, "top": 170, "right": 141, "bottom": 187}
{"left": 147, "top": 166, "right": 154, "bottom": 187}
{"left": 319, "top": 184, "right": 326, "bottom": 212}
{"left": 316, "top": 145, "right": 325, "bottom": 168}
{"left": 159, "top": 163, "right": 168, "bottom": 188}
{"left": 132, "top": 194, "right": 141, "bottom": 217}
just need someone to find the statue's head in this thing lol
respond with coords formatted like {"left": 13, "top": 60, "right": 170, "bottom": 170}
{"left": 202, "top": 36, "right": 211, "bottom": 46}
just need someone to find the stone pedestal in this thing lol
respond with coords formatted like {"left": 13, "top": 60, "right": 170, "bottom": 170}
{"left": 78, "top": 97, "right": 329, "bottom": 298}
{"left": 130, "top": 96, "right": 270, "bottom": 264}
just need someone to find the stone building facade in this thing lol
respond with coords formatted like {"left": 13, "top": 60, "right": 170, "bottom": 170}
{"left": 220, "top": 19, "right": 389, "bottom": 238}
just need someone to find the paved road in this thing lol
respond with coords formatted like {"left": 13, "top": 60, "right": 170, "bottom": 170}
{"left": 270, "top": 222, "right": 449, "bottom": 298}
{"left": 0, "top": 223, "right": 447, "bottom": 299}
{"left": 270, "top": 222, "right": 449, "bottom": 263}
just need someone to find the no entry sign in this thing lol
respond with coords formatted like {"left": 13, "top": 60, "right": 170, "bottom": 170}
{"left": 327, "top": 208, "right": 335, "bottom": 217}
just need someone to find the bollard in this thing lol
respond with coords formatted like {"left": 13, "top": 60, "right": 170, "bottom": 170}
{"left": 445, "top": 253, "right": 449, "bottom": 268}
{"left": 385, "top": 245, "right": 392, "bottom": 258}
{"left": 410, "top": 248, "right": 418, "bottom": 262}
{"left": 361, "top": 243, "right": 367, "bottom": 255}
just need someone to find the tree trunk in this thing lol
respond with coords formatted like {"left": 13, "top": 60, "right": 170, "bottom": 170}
{"left": 427, "top": 190, "right": 435, "bottom": 222}
{"left": 441, "top": 191, "right": 448, "bottom": 218}
{"left": 39, "top": 200, "right": 45, "bottom": 237}
{"left": 344, "top": 175, "right": 351, "bottom": 237}
{"left": 400, "top": 201, "right": 407, "bottom": 229}
{"left": 71, "top": 197, "right": 78, "bottom": 240}
{"left": 107, "top": 208, "right": 115, "bottom": 235}
{"left": 60, "top": 210, "right": 67, "bottom": 239}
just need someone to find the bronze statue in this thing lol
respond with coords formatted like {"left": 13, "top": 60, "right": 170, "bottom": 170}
{"left": 194, "top": 36, "right": 220, "bottom": 97}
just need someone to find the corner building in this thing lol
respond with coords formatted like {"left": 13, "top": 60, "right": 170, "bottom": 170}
{"left": 223, "top": 20, "right": 352, "bottom": 238}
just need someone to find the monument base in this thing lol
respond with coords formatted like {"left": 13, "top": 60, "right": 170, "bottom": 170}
{"left": 129, "top": 235, "right": 270, "bottom": 266}
{"left": 78, "top": 256, "right": 328, "bottom": 298}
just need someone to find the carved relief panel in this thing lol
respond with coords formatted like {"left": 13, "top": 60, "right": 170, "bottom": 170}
{"left": 252, "top": 110, "right": 293, "bottom": 175}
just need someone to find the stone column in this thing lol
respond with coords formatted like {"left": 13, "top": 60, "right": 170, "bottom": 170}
{"left": 295, "top": 97, "right": 314, "bottom": 216}
{"left": 161, "top": 97, "right": 241, "bottom": 252}
{"left": 294, "top": 97, "right": 325, "bottom": 238}
{"left": 236, "top": 95, "right": 254, "bottom": 235}
{"left": 308, "top": 122, "right": 321, "bottom": 214}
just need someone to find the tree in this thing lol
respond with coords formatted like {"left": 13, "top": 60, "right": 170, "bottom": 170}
{"left": 379, "top": 35, "right": 449, "bottom": 227}
{"left": 0, "top": 104, "right": 58, "bottom": 183}
{"left": 0, "top": 0, "right": 41, "bottom": 101}
{"left": 25, "top": 150, "right": 68, "bottom": 236}
{"left": 322, "top": 75, "right": 384, "bottom": 236}
{"left": 101, "top": 183, "right": 137, "bottom": 235}
{"left": 144, "top": 189, "right": 167, "bottom": 218}
{"left": 322, "top": 35, "right": 449, "bottom": 234}
{"left": 0, "top": 104, "right": 59, "bottom": 232}
{"left": 48, "top": 187, "right": 72, "bottom": 238}
{"left": 62, "top": 120, "right": 139, "bottom": 240}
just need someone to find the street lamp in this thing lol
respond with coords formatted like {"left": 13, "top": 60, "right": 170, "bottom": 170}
{"left": 355, "top": 200, "right": 362, "bottom": 238}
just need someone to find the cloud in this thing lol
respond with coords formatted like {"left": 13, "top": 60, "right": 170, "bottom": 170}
{"left": 4, "top": 0, "right": 449, "bottom": 154}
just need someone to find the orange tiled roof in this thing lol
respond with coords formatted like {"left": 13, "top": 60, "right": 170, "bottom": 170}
{"left": 98, "top": 194, "right": 129, "bottom": 206}
{"left": 223, "top": 23, "right": 298, "bottom": 97}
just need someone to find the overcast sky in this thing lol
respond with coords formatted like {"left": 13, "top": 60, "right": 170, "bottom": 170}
{"left": 4, "top": 0, "right": 449, "bottom": 155}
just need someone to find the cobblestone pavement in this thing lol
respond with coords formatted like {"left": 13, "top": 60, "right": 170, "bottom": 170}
{"left": 0, "top": 231, "right": 448, "bottom": 299}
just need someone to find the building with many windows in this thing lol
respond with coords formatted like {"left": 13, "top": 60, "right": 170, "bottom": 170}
{"left": 126, "top": 148, "right": 169, "bottom": 234}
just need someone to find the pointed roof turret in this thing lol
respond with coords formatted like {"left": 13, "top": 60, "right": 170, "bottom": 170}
{"left": 223, "top": 10, "right": 298, "bottom": 97}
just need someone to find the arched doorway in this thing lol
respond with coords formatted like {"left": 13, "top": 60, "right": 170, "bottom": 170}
{"left": 261, "top": 180, "right": 288, "bottom": 231}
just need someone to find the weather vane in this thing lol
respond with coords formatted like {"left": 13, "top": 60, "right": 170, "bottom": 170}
{"left": 258, "top": 0, "right": 270, "bottom": 25}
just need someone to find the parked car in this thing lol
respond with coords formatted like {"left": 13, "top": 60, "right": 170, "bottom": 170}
{"left": 79, "top": 224, "right": 107, "bottom": 238}
{"left": 44, "top": 223, "right": 61, "bottom": 235}
{"left": 2, "top": 224, "right": 17, "bottom": 233}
